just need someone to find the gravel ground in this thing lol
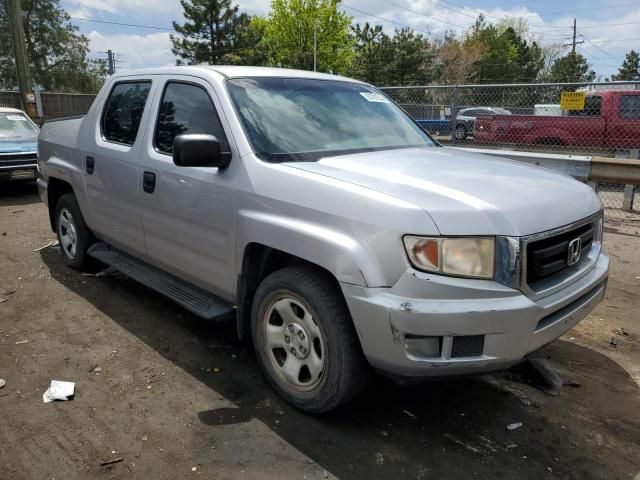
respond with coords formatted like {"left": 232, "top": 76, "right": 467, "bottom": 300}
{"left": 1, "top": 182, "right": 639, "bottom": 480}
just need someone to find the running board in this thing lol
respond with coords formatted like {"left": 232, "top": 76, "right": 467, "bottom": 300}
{"left": 88, "top": 243, "right": 235, "bottom": 320}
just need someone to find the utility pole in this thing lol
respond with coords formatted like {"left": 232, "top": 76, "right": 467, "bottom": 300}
{"left": 313, "top": 25, "right": 317, "bottom": 72}
{"left": 7, "top": 0, "right": 36, "bottom": 117}
{"left": 563, "top": 18, "right": 584, "bottom": 53}
{"left": 107, "top": 50, "right": 115, "bottom": 75}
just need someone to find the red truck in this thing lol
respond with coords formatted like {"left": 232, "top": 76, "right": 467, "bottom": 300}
{"left": 474, "top": 90, "right": 640, "bottom": 150}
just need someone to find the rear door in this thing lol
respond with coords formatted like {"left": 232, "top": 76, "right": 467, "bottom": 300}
{"left": 82, "top": 79, "right": 155, "bottom": 256}
{"left": 138, "top": 76, "right": 238, "bottom": 299}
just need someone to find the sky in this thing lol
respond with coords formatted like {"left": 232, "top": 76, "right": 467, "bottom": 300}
{"left": 60, "top": 0, "right": 640, "bottom": 81}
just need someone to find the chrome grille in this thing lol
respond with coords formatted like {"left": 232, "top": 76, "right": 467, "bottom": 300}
{"left": 526, "top": 222, "right": 595, "bottom": 284}
{"left": 0, "top": 152, "right": 37, "bottom": 168}
{"left": 496, "top": 212, "right": 603, "bottom": 300}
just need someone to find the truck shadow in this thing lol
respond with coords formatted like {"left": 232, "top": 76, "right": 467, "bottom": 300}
{"left": 0, "top": 180, "right": 40, "bottom": 207}
{"left": 40, "top": 249, "right": 640, "bottom": 480}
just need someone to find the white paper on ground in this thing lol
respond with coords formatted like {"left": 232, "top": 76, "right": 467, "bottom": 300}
{"left": 43, "top": 380, "right": 75, "bottom": 403}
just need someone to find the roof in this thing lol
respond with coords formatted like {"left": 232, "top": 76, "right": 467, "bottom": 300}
{"left": 0, "top": 107, "right": 24, "bottom": 114}
{"left": 112, "top": 65, "right": 367, "bottom": 84}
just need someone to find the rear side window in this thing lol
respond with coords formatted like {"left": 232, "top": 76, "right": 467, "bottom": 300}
{"left": 620, "top": 95, "right": 640, "bottom": 119}
{"left": 102, "top": 81, "right": 151, "bottom": 145}
{"left": 570, "top": 95, "right": 601, "bottom": 116}
{"left": 155, "top": 82, "right": 228, "bottom": 155}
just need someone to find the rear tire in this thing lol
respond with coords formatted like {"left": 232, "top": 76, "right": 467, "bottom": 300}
{"left": 454, "top": 124, "right": 467, "bottom": 140}
{"left": 251, "top": 266, "right": 370, "bottom": 413}
{"left": 54, "top": 193, "right": 95, "bottom": 270}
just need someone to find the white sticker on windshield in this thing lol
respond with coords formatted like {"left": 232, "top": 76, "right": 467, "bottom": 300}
{"left": 7, "top": 115, "right": 27, "bottom": 121}
{"left": 359, "top": 92, "right": 389, "bottom": 103}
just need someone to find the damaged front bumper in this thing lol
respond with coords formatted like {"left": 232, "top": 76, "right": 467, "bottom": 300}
{"left": 341, "top": 252, "right": 609, "bottom": 377}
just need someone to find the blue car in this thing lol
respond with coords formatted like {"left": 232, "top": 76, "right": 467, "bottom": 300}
{"left": 0, "top": 107, "right": 39, "bottom": 181}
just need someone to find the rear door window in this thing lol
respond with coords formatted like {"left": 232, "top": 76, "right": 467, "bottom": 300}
{"left": 570, "top": 95, "right": 601, "bottom": 116}
{"left": 620, "top": 95, "right": 640, "bottom": 119}
{"left": 154, "top": 82, "right": 229, "bottom": 155}
{"left": 102, "top": 81, "right": 151, "bottom": 145}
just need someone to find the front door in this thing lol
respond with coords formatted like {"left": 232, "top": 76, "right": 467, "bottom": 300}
{"left": 138, "top": 77, "right": 238, "bottom": 299}
{"left": 610, "top": 93, "right": 640, "bottom": 150}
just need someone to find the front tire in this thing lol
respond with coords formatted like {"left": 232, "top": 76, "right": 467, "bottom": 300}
{"left": 251, "top": 266, "right": 370, "bottom": 413}
{"left": 54, "top": 193, "right": 94, "bottom": 269}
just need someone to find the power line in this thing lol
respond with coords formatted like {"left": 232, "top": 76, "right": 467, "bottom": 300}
{"left": 373, "top": 0, "right": 470, "bottom": 29}
{"left": 515, "top": 1, "right": 639, "bottom": 20}
{"left": 580, "top": 35, "right": 620, "bottom": 59}
{"left": 341, "top": 4, "right": 432, "bottom": 35}
{"left": 530, "top": 20, "right": 640, "bottom": 32}
{"left": 70, "top": 16, "right": 174, "bottom": 31}
{"left": 351, "top": 0, "right": 640, "bottom": 44}
{"left": 578, "top": 36, "right": 640, "bottom": 45}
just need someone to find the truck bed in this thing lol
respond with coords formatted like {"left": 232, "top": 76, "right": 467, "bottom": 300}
{"left": 474, "top": 114, "right": 607, "bottom": 148}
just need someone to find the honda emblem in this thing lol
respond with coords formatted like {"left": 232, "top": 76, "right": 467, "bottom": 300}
{"left": 567, "top": 238, "right": 582, "bottom": 266}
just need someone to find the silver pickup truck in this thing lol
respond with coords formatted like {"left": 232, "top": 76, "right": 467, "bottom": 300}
{"left": 37, "top": 66, "right": 609, "bottom": 412}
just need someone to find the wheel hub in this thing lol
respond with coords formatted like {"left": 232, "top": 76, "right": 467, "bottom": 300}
{"left": 285, "top": 322, "right": 310, "bottom": 359}
{"left": 59, "top": 208, "right": 78, "bottom": 259}
{"left": 263, "top": 295, "right": 326, "bottom": 391}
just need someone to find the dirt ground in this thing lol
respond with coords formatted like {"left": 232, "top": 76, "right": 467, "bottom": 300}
{"left": 1, "top": 182, "right": 639, "bottom": 480}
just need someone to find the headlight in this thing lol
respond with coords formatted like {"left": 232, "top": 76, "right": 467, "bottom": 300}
{"left": 403, "top": 236, "right": 495, "bottom": 279}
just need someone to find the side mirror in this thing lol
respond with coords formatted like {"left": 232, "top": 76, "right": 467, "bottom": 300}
{"left": 172, "top": 134, "right": 231, "bottom": 168}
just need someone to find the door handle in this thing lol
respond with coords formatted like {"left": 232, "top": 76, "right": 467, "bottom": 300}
{"left": 143, "top": 171, "right": 156, "bottom": 193}
{"left": 86, "top": 156, "right": 95, "bottom": 175}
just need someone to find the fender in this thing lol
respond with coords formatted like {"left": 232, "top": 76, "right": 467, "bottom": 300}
{"left": 42, "top": 156, "right": 93, "bottom": 231}
{"left": 237, "top": 209, "right": 384, "bottom": 288}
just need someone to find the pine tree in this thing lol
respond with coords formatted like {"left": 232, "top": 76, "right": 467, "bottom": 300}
{"left": 549, "top": 52, "right": 595, "bottom": 83}
{"left": 612, "top": 50, "right": 640, "bottom": 81}
{"left": 171, "top": 0, "right": 249, "bottom": 65}
{"left": 351, "top": 23, "right": 391, "bottom": 84}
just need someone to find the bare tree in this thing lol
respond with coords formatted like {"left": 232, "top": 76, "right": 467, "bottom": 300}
{"left": 434, "top": 37, "right": 485, "bottom": 85}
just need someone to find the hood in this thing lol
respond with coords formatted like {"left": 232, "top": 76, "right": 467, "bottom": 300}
{"left": 284, "top": 147, "right": 601, "bottom": 236}
{"left": 0, "top": 135, "right": 37, "bottom": 154}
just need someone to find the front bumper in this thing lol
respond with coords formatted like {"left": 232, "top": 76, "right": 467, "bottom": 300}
{"left": 341, "top": 252, "right": 609, "bottom": 377}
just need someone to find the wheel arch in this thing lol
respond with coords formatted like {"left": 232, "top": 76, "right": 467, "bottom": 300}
{"left": 47, "top": 177, "right": 75, "bottom": 231}
{"left": 236, "top": 243, "right": 350, "bottom": 341}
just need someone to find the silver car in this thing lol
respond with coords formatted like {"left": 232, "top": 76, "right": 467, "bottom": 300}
{"left": 455, "top": 106, "right": 512, "bottom": 140}
{"left": 37, "top": 67, "right": 608, "bottom": 412}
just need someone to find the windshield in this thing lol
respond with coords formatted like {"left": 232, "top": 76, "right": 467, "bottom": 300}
{"left": 226, "top": 77, "right": 435, "bottom": 162}
{"left": 0, "top": 112, "right": 38, "bottom": 138}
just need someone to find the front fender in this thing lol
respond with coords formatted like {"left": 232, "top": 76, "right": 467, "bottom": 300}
{"left": 237, "top": 209, "right": 379, "bottom": 286}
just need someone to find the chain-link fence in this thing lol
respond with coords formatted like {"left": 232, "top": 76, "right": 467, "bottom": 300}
{"left": 380, "top": 81, "right": 640, "bottom": 158}
{"left": 597, "top": 183, "right": 631, "bottom": 209}
{"left": 0, "top": 90, "right": 96, "bottom": 123}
